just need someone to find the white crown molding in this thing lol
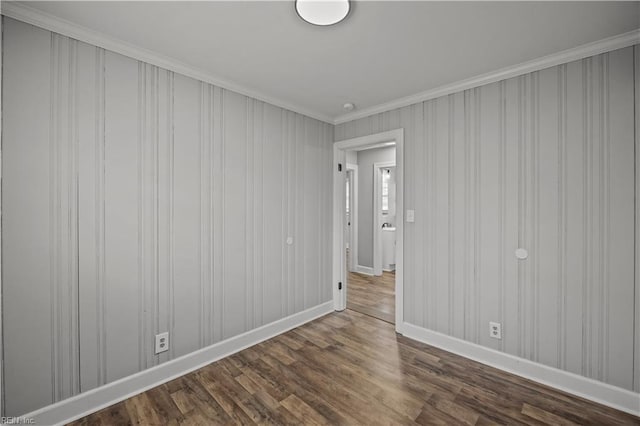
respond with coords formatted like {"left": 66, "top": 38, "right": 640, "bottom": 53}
{"left": 0, "top": 1, "right": 334, "bottom": 124}
{"left": 20, "top": 302, "right": 334, "bottom": 425}
{"left": 1, "top": 2, "right": 638, "bottom": 129}
{"left": 402, "top": 322, "right": 640, "bottom": 417}
{"left": 335, "top": 28, "right": 640, "bottom": 125}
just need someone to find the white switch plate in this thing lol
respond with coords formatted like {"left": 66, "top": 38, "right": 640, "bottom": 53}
{"left": 406, "top": 209, "right": 415, "bottom": 223}
{"left": 489, "top": 322, "right": 502, "bottom": 339}
{"left": 155, "top": 332, "right": 169, "bottom": 354}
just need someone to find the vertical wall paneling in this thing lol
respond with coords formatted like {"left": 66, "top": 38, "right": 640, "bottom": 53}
{"left": 538, "top": 66, "right": 559, "bottom": 367}
{"left": 563, "top": 57, "right": 585, "bottom": 378}
{"left": 157, "top": 69, "right": 174, "bottom": 362}
{"left": 2, "top": 18, "right": 333, "bottom": 416}
{"left": 605, "top": 47, "right": 635, "bottom": 390}
{"left": 473, "top": 87, "right": 481, "bottom": 346}
{"left": 104, "top": 50, "right": 141, "bottom": 383}
{"left": 286, "top": 112, "right": 295, "bottom": 316}
{"left": 0, "top": 15, "right": 4, "bottom": 418}
{"left": 529, "top": 72, "right": 539, "bottom": 364}
{"left": 223, "top": 90, "right": 248, "bottom": 339}
{"left": 464, "top": 89, "right": 475, "bottom": 342}
{"left": 212, "top": 85, "right": 224, "bottom": 343}
{"left": 434, "top": 96, "right": 450, "bottom": 334}
{"left": 253, "top": 100, "right": 265, "bottom": 328}
{"left": 478, "top": 82, "right": 501, "bottom": 350}
{"left": 335, "top": 46, "right": 637, "bottom": 392}
{"left": 281, "top": 111, "right": 288, "bottom": 318}
{"left": 2, "top": 19, "right": 54, "bottom": 415}
{"left": 317, "top": 121, "right": 323, "bottom": 306}
{"left": 45, "top": 33, "right": 82, "bottom": 404}
{"left": 303, "top": 118, "right": 318, "bottom": 310}
{"left": 451, "top": 91, "right": 466, "bottom": 340}
{"left": 503, "top": 77, "right": 521, "bottom": 358}
{"left": 245, "top": 99, "right": 255, "bottom": 329}
{"left": 294, "top": 114, "right": 305, "bottom": 313}
{"left": 77, "top": 41, "right": 100, "bottom": 391}
{"left": 518, "top": 74, "right": 529, "bottom": 359}
{"left": 586, "top": 56, "right": 597, "bottom": 380}
{"left": 198, "top": 82, "right": 206, "bottom": 349}
{"left": 172, "top": 73, "right": 205, "bottom": 356}
{"left": 446, "top": 95, "right": 456, "bottom": 337}
{"left": 262, "top": 104, "right": 284, "bottom": 323}
{"left": 418, "top": 101, "right": 428, "bottom": 329}
{"left": 634, "top": 44, "right": 640, "bottom": 394}
{"left": 557, "top": 63, "right": 568, "bottom": 371}
{"left": 139, "top": 62, "right": 161, "bottom": 370}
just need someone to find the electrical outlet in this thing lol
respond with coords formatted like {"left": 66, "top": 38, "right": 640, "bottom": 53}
{"left": 155, "top": 332, "right": 169, "bottom": 354}
{"left": 489, "top": 322, "right": 502, "bottom": 340}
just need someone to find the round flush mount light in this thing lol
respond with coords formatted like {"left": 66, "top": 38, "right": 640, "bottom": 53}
{"left": 295, "top": 0, "right": 350, "bottom": 26}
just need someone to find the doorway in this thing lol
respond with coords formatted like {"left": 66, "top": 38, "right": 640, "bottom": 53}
{"left": 345, "top": 165, "right": 358, "bottom": 273}
{"left": 332, "top": 129, "right": 404, "bottom": 334}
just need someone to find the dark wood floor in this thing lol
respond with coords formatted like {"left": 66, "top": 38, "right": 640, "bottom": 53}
{"left": 69, "top": 309, "right": 639, "bottom": 425}
{"left": 346, "top": 270, "right": 395, "bottom": 324}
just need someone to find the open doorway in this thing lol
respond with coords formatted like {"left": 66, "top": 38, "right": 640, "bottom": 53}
{"left": 332, "top": 129, "right": 404, "bottom": 334}
{"left": 345, "top": 165, "right": 357, "bottom": 274}
{"left": 345, "top": 148, "right": 395, "bottom": 324}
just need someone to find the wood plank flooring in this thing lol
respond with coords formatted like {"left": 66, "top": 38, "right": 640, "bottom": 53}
{"left": 346, "top": 270, "right": 395, "bottom": 324}
{"left": 69, "top": 310, "right": 639, "bottom": 425}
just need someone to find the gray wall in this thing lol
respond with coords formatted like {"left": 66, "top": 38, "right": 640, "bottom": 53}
{"left": 355, "top": 146, "right": 395, "bottom": 268}
{"left": 336, "top": 46, "right": 638, "bottom": 393}
{"left": 2, "top": 17, "right": 333, "bottom": 416}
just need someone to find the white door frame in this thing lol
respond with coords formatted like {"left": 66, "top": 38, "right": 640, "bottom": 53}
{"left": 332, "top": 128, "right": 404, "bottom": 334}
{"left": 346, "top": 164, "right": 358, "bottom": 273}
{"left": 373, "top": 161, "right": 396, "bottom": 277}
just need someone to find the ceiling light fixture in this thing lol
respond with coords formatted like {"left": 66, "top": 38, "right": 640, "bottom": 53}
{"left": 343, "top": 102, "right": 355, "bottom": 112}
{"left": 295, "top": 0, "right": 350, "bottom": 26}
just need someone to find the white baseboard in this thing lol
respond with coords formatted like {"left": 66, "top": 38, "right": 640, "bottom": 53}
{"left": 355, "top": 265, "right": 374, "bottom": 275}
{"left": 22, "top": 302, "right": 334, "bottom": 426}
{"left": 402, "top": 322, "right": 640, "bottom": 417}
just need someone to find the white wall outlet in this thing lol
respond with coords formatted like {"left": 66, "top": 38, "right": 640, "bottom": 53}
{"left": 155, "top": 332, "right": 169, "bottom": 354}
{"left": 489, "top": 322, "right": 502, "bottom": 339}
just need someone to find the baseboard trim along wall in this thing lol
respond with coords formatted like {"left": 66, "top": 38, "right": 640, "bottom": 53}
{"left": 402, "top": 323, "right": 640, "bottom": 416}
{"left": 355, "top": 265, "right": 374, "bottom": 276}
{"left": 21, "top": 302, "right": 334, "bottom": 426}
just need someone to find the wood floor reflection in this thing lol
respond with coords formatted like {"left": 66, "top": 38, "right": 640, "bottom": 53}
{"left": 347, "top": 270, "right": 395, "bottom": 324}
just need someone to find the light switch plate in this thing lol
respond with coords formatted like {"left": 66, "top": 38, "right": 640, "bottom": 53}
{"left": 406, "top": 209, "right": 415, "bottom": 223}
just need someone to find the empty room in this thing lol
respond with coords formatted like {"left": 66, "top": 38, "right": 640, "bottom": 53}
{"left": 1, "top": 1, "right": 639, "bottom": 424}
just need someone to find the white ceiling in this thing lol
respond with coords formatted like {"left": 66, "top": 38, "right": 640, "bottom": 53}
{"left": 14, "top": 1, "right": 640, "bottom": 121}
